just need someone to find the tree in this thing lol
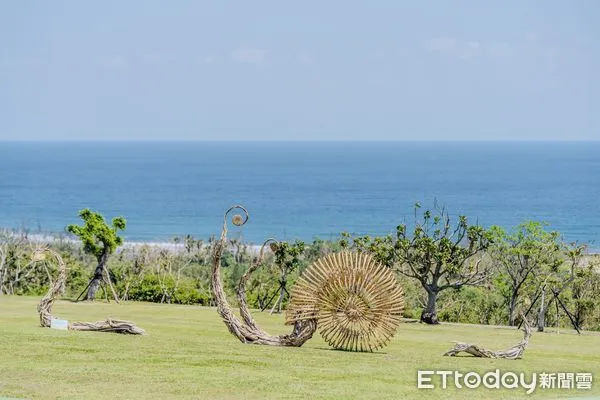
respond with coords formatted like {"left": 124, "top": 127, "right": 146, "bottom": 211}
{"left": 67, "top": 209, "right": 126, "bottom": 301}
{"left": 0, "top": 230, "right": 38, "bottom": 295}
{"left": 115, "top": 245, "right": 151, "bottom": 301}
{"left": 343, "top": 203, "right": 491, "bottom": 324}
{"left": 1, "top": 232, "right": 19, "bottom": 295}
{"left": 571, "top": 259, "right": 600, "bottom": 330}
{"left": 268, "top": 240, "right": 305, "bottom": 314}
{"left": 154, "top": 249, "right": 191, "bottom": 304}
{"left": 488, "top": 221, "right": 564, "bottom": 326}
{"left": 533, "top": 242, "right": 585, "bottom": 332}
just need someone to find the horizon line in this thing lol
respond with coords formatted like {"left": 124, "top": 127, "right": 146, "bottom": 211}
{"left": 2, "top": 139, "right": 600, "bottom": 143}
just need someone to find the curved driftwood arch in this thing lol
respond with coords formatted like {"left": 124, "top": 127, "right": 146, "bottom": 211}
{"left": 443, "top": 313, "right": 532, "bottom": 359}
{"left": 211, "top": 205, "right": 317, "bottom": 346}
{"left": 32, "top": 246, "right": 145, "bottom": 335}
{"left": 235, "top": 237, "right": 278, "bottom": 334}
{"left": 34, "top": 246, "right": 67, "bottom": 327}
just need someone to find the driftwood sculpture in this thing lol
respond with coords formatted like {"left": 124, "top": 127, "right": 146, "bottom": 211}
{"left": 443, "top": 313, "right": 532, "bottom": 359}
{"left": 211, "top": 205, "right": 405, "bottom": 352}
{"left": 32, "top": 246, "right": 144, "bottom": 335}
{"left": 212, "top": 206, "right": 317, "bottom": 346}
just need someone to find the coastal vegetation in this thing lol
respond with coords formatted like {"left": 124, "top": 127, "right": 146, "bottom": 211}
{"left": 1, "top": 206, "right": 599, "bottom": 332}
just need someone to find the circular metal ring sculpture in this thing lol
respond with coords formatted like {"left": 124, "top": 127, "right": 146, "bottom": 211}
{"left": 286, "top": 252, "right": 404, "bottom": 352}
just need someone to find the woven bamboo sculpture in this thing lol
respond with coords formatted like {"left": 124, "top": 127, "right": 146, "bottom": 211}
{"left": 32, "top": 246, "right": 144, "bottom": 335}
{"left": 286, "top": 252, "right": 405, "bottom": 352}
{"left": 211, "top": 205, "right": 405, "bottom": 352}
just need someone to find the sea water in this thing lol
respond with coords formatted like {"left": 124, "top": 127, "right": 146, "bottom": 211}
{"left": 0, "top": 141, "right": 598, "bottom": 248}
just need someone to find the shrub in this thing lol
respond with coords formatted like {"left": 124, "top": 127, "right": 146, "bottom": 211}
{"left": 127, "top": 274, "right": 210, "bottom": 305}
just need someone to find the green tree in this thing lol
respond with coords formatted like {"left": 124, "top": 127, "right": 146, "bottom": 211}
{"left": 570, "top": 260, "right": 600, "bottom": 330}
{"left": 66, "top": 209, "right": 126, "bottom": 301}
{"left": 488, "top": 221, "right": 564, "bottom": 326}
{"left": 343, "top": 203, "right": 491, "bottom": 324}
{"left": 268, "top": 240, "right": 305, "bottom": 314}
{"left": 533, "top": 242, "right": 585, "bottom": 332}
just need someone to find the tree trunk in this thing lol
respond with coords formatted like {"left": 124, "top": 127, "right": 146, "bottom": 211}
{"left": 123, "top": 281, "right": 130, "bottom": 301}
{"left": 421, "top": 286, "right": 439, "bottom": 324}
{"left": 0, "top": 248, "right": 5, "bottom": 295}
{"left": 276, "top": 284, "right": 285, "bottom": 313}
{"left": 537, "top": 287, "right": 546, "bottom": 332}
{"left": 84, "top": 251, "right": 109, "bottom": 301}
{"left": 508, "top": 290, "right": 518, "bottom": 326}
{"left": 270, "top": 279, "right": 287, "bottom": 314}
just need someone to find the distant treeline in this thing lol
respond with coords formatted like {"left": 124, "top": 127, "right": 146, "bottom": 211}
{"left": 1, "top": 210, "right": 599, "bottom": 331}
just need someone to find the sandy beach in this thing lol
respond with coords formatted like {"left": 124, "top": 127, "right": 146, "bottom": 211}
{"left": 2, "top": 230, "right": 266, "bottom": 254}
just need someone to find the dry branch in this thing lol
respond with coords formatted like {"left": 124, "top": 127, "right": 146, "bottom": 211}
{"left": 69, "top": 319, "right": 145, "bottom": 334}
{"left": 443, "top": 313, "right": 532, "bottom": 359}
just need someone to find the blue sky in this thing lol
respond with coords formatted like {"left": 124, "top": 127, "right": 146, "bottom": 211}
{"left": 0, "top": 1, "right": 598, "bottom": 141}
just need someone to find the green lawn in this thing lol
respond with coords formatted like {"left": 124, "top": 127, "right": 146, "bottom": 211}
{"left": 1, "top": 296, "right": 599, "bottom": 400}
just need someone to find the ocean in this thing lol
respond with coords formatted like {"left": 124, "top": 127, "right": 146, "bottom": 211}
{"left": 0, "top": 141, "right": 598, "bottom": 248}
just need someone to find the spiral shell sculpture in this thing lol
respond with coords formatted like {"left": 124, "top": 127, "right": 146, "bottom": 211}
{"left": 211, "top": 205, "right": 404, "bottom": 352}
{"left": 286, "top": 252, "right": 404, "bottom": 352}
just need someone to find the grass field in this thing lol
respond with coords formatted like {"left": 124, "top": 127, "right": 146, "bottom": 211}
{"left": 1, "top": 296, "right": 599, "bottom": 400}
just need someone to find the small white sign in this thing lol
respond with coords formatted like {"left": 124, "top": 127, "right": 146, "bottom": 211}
{"left": 50, "top": 319, "right": 68, "bottom": 330}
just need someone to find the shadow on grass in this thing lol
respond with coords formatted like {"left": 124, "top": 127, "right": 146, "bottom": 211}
{"left": 313, "top": 346, "right": 387, "bottom": 355}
